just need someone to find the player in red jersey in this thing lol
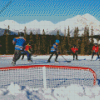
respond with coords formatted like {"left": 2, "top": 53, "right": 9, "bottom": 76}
{"left": 91, "top": 43, "right": 99, "bottom": 61}
{"left": 71, "top": 45, "right": 78, "bottom": 60}
{"left": 25, "top": 41, "right": 33, "bottom": 62}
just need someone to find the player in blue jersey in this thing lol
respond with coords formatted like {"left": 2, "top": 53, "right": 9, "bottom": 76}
{"left": 12, "top": 32, "right": 26, "bottom": 66}
{"left": 47, "top": 40, "right": 60, "bottom": 62}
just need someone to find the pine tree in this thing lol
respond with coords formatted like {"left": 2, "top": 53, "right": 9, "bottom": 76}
{"left": 8, "top": 25, "right": 10, "bottom": 35}
{"left": 67, "top": 26, "right": 71, "bottom": 54}
{"left": 97, "top": 36, "right": 100, "bottom": 55}
{"left": 62, "top": 28, "right": 67, "bottom": 54}
{"left": 64, "top": 28, "right": 66, "bottom": 36}
{"left": 41, "top": 29, "right": 46, "bottom": 54}
{"left": 34, "top": 32, "right": 39, "bottom": 54}
{"left": 67, "top": 26, "right": 70, "bottom": 37}
{"left": 90, "top": 26, "right": 94, "bottom": 54}
{"left": 91, "top": 26, "right": 94, "bottom": 44}
{"left": 49, "top": 38, "right": 52, "bottom": 54}
{"left": 24, "top": 26, "right": 28, "bottom": 43}
{"left": 4, "top": 28, "right": 9, "bottom": 54}
{"left": 62, "top": 35, "right": 67, "bottom": 54}
{"left": 80, "top": 34, "right": 85, "bottom": 55}
{"left": 30, "top": 31, "right": 33, "bottom": 53}
{"left": 4, "top": 29, "right": 7, "bottom": 35}
{"left": 84, "top": 26, "right": 90, "bottom": 54}
{"left": 30, "top": 31, "right": 33, "bottom": 42}
{"left": 5, "top": 33, "right": 9, "bottom": 54}
{"left": 73, "top": 27, "right": 79, "bottom": 47}
{"left": 38, "top": 36, "right": 41, "bottom": 54}
{"left": 56, "top": 30, "right": 60, "bottom": 40}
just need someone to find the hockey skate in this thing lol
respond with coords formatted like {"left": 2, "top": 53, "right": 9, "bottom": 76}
{"left": 11, "top": 61, "right": 16, "bottom": 66}
{"left": 47, "top": 60, "right": 50, "bottom": 63}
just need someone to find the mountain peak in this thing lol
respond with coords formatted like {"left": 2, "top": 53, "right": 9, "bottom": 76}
{"left": 82, "top": 13, "right": 97, "bottom": 21}
{"left": 4, "top": 20, "right": 18, "bottom": 24}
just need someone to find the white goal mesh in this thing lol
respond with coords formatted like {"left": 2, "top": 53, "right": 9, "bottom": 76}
{"left": 0, "top": 65, "right": 96, "bottom": 89}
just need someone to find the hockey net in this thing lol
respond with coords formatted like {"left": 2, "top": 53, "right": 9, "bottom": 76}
{"left": 0, "top": 65, "right": 96, "bottom": 89}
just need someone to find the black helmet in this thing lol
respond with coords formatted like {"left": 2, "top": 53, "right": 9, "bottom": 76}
{"left": 29, "top": 41, "right": 31, "bottom": 45}
{"left": 95, "top": 43, "right": 98, "bottom": 46}
{"left": 20, "top": 32, "right": 24, "bottom": 36}
{"left": 74, "top": 45, "right": 76, "bottom": 47}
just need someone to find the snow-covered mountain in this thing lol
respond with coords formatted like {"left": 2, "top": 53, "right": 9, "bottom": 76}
{"left": 0, "top": 13, "right": 100, "bottom": 36}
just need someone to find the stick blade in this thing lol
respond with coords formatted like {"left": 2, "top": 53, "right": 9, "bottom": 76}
{"left": 64, "top": 61, "right": 71, "bottom": 63}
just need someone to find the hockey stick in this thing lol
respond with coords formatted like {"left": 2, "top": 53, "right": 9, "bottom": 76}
{"left": 61, "top": 55, "right": 71, "bottom": 63}
{"left": 66, "top": 51, "right": 71, "bottom": 53}
{"left": 58, "top": 52, "right": 71, "bottom": 63}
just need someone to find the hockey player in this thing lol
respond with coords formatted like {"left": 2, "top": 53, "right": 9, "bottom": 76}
{"left": 12, "top": 32, "right": 26, "bottom": 66}
{"left": 25, "top": 41, "right": 33, "bottom": 62}
{"left": 47, "top": 39, "right": 60, "bottom": 62}
{"left": 71, "top": 45, "right": 78, "bottom": 60}
{"left": 91, "top": 43, "right": 99, "bottom": 61}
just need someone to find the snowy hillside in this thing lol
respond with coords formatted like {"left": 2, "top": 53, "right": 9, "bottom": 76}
{"left": 0, "top": 14, "right": 100, "bottom": 36}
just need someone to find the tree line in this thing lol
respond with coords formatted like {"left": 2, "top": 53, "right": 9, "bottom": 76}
{"left": 0, "top": 26, "right": 100, "bottom": 55}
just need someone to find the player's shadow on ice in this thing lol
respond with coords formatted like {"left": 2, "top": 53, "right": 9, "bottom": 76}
{"left": 97, "top": 79, "right": 100, "bottom": 86}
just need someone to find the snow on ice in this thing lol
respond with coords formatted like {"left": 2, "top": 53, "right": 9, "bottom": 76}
{"left": 0, "top": 83, "right": 100, "bottom": 100}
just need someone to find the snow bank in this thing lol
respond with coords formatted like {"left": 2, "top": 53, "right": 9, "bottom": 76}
{"left": 0, "top": 83, "right": 100, "bottom": 100}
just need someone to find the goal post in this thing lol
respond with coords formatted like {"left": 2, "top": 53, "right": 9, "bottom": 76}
{"left": 0, "top": 65, "right": 97, "bottom": 89}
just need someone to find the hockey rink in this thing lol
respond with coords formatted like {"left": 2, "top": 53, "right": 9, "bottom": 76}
{"left": 0, "top": 55, "right": 100, "bottom": 100}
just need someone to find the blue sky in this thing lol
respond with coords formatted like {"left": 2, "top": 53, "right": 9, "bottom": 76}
{"left": 0, "top": 0, "right": 100, "bottom": 24}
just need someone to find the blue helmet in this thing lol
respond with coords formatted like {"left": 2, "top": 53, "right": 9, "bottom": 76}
{"left": 55, "top": 40, "right": 60, "bottom": 43}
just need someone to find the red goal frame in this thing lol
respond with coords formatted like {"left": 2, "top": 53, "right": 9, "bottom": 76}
{"left": 0, "top": 65, "right": 97, "bottom": 86}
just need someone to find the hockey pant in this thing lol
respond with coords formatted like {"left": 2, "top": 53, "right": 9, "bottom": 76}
{"left": 26, "top": 51, "right": 31, "bottom": 60}
{"left": 13, "top": 50, "right": 22, "bottom": 62}
{"left": 92, "top": 52, "right": 99, "bottom": 59}
{"left": 48, "top": 51, "right": 58, "bottom": 61}
{"left": 21, "top": 51, "right": 26, "bottom": 60}
{"left": 72, "top": 52, "right": 78, "bottom": 60}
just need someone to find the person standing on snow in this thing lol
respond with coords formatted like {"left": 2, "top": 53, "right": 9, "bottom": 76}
{"left": 91, "top": 43, "right": 99, "bottom": 61}
{"left": 47, "top": 39, "right": 60, "bottom": 62}
{"left": 12, "top": 32, "right": 26, "bottom": 66}
{"left": 71, "top": 45, "right": 78, "bottom": 60}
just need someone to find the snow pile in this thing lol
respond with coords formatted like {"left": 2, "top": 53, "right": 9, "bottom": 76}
{"left": 0, "top": 83, "right": 100, "bottom": 100}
